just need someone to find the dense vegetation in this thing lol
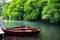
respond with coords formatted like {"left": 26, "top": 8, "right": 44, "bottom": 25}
{"left": 42, "top": 0, "right": 60, "bottom": 23}
{"left": 1, "top": 0, "right": 60, "bottom": 23}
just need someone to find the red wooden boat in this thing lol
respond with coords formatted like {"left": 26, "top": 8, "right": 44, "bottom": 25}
{"left": 2, "top": 26, "right": 40, "bottom": 36}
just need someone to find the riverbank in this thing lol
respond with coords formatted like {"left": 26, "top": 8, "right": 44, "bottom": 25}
{"left": 0, "top": 19, "right": 60, "bottom": 25}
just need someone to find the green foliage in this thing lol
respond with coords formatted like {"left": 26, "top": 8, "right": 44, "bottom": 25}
{"left": 2, "top": 0, "right": 24, "bottom": 20}
{"left": 1, "top": 0, "right": 60, "bottom": 23}
{"left": 23, "top": 0, "right": 47, "bottom": 20}
{"left": 24, "top": 0, "right": 39, "bottom": 20}
{"left": 2, "top": 0, "right": 47, "bottom": 21}
{"left": 42, "top": 0, "right": 60, "bottom": 22}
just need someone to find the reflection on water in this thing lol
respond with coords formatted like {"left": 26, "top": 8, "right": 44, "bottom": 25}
{"left": 1, "top": 20, "right": 60, "bottom": 40}
{"left": 4, "top": 35, "right": 40, "bottom": 40}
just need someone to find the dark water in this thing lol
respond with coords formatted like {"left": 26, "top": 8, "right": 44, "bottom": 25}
{"left": 1, "top": 20, "right": 60, "bottom": 40}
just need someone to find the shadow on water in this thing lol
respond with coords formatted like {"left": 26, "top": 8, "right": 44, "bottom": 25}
{"left": 0, "top": 20, "right": 60, "bottom": 40}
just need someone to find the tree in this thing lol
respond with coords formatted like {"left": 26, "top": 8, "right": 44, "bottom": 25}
{"left": 2, "top": 0, "right": 47, "bottom": 21}
{"left": 42, "top": 0, "right": 60, "bottom": 22}
{"left": 23, "top": 0, "right": 47, "bottom": 21}
{"left": 2, "top": 0, "right": 24, "bottom": 20}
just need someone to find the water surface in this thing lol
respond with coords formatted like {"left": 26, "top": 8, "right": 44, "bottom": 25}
{"left": 1, "top": 20, "right": 60, "bottom": 40}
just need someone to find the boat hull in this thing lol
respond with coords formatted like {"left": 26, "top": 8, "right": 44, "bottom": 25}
{"left": 2, "top": 26, "right": 40, "bottom": 36}
{"left": 3, "top": 30, "right": 40, "bottom": 36}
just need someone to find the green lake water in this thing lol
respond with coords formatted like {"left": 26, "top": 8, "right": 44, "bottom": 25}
{"left": 1, "top": 20, "right": 60, "bottom": 40}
